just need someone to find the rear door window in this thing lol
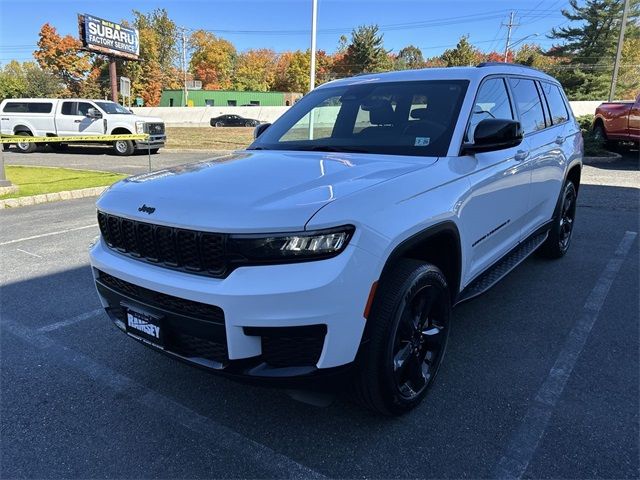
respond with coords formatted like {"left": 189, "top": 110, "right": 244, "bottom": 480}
{"left": 508, "top": 77, "right": 547, "bottom": 134}
{"left": 61, "top": 102, "right": 77, "bottom": 115}
{"left": 540, "top": 82, "right": 569, "bottom": 125}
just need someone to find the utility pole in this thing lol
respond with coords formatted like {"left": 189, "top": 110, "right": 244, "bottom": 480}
{"left": 108, "top": 57, "right": 118, "bottom": 102}
{"left": 609, "top": 0, "right": 630, "bottom": 101}
{"left": 181, "top": 28, "right": 189, "bottom": 106}
{"left": 309, "top": 0, "right": 318, "bottom": 92}
{"left": 503, "top": 11, "right": 518, "bottom": 63}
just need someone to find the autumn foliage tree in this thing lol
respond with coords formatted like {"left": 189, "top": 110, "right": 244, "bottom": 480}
{"left": 189, "top": 30, "right": 236, "bottom": 90}
{"left": 233, "top": 49, "right": 277, "bottom": 91}
{"left": 34, "top": 23, "right": 91, "bottom": 96}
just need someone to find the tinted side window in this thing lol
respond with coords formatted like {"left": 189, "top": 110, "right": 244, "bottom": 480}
{"left": 77, "top": 102, "right": 94, "bottom": 116}
{"left": 3, "top": 102, "right": 52, "bottom": 113}
{"left": 466, "top": 78, "right": 513, "bottom": 142}
{"left": 508, "top": 78, "right": 546, "bottom": 134}
{"left": 540, "top": 82, "right": 569, "bottom": 125}
{"left": 61, "top": 102, "right": 76, "bottom": 115}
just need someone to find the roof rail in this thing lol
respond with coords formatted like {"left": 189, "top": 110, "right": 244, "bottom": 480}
{"left": 476, "top": 62, "right": 542, "bottom": 73}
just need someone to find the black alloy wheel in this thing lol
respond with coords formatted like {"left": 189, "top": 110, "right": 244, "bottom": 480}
{"left": 354, "top": 260, "right": 451, "bottom": 415}
{"left": 390, "top": 282, "right": 448, "bottom": 400}
{"left": 539, "top": 180, "right": 578, "bottom": 258}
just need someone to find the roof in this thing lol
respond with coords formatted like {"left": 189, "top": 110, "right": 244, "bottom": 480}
{"left": 320, "top": 64, "right": 559, "bottom": 89}
{"left": 0, "top": 98, "right": 115, "bottom": 102}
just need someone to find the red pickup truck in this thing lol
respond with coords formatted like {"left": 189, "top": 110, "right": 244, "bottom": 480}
{"left": 593, "top": 94, "right": 640, "bottom": 147}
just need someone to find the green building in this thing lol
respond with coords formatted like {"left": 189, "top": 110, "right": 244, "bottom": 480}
{"left": 160, "top": 90, "right": 301, "bottom": 107}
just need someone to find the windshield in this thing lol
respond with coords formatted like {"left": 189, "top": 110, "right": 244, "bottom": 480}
{"left": 249, "top": 80, "right": 468, "bottom": 157}
{"left": 94, "top": 101, "right": 132, "bottom": 114}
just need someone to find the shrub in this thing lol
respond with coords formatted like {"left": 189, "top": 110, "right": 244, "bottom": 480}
{"left": 575, "top": 114, "right": 610, "bottom": 156}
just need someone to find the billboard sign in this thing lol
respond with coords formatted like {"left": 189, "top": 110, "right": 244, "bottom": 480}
{"left": 79, "top": 14, "right": 139, "bottom": 60}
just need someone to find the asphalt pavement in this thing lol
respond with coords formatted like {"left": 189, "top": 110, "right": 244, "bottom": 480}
{"left": 0, "top": 149, "right": 638, "bottom": 478}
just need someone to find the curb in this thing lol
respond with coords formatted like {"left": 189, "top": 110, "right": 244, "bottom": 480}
{"left": 584, "top": 152, "right": 623, "bottom": 164}
{"left": 0, "top": 186, "right": 107, "bottom": 209}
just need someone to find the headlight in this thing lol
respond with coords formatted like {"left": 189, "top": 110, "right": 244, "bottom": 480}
{"left": 228, "top": 225, "right": 355, "bottom": 263}
{"left": 135, "top": 121, "right": 145, "bottom": 133}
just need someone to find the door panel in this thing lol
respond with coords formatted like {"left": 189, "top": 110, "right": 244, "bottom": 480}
{"left": 460, "top": 77, "right": 531, "bottom": 284}
{"left": 629, "top": 96, "right": 640, "bottom": 140}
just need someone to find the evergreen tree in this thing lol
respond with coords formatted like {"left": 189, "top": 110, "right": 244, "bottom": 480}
{"left": 548, "top": 0, "right": 640, "bottom": 99}
{"left": 338, "top": 25, "right": 392, "bottom": 75}
{"left": 441, "top": 35, "right": 482, "bottom": 66}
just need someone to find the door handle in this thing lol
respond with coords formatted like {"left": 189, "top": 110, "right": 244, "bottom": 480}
{"left": 555, "top": 136, "right": 565, "bottom": 145}
{"left": 74, "top": 119, "right": 82, "bottom": 123}
{"left": 515, "top": 150, "right": 529, "bottom": 161}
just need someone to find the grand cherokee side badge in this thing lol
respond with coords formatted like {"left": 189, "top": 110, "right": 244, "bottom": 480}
{"left": 138, "top": 204, "right": 156, "bottom": 215}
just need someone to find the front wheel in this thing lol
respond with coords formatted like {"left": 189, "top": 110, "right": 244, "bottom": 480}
{"left": 113, "top": 140, "right": 135, "bottom": 156}
{"left": 354, "top": 259, "right": 451, "bottom": 415}
{"left": 538, "top": 181, "right": 577, "bottom": 259}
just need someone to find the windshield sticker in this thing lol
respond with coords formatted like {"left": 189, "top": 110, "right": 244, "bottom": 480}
{"left": 415, "top": 137, "right": 430, "bottom": 147}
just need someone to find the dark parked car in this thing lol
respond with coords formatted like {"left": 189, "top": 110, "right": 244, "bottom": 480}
{"left": 210, "top": 114, "right": 260, "bottom": 128}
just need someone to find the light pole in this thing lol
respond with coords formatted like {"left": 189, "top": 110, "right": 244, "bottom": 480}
{"left": 505, "top": 33, "right": 540, "bottom": 61}
{"left": 609, "top": 0, "right": 630, "bottom": 101}
{"left": 309, "top": 0, "right": 318, "bottom": 92}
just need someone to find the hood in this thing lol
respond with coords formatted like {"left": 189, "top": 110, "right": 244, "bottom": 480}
{"left": 97, "top": 150, "right": 434, "bottom": 232}
{"left": 131, "top": 115, "right": 164, "bottom": 124}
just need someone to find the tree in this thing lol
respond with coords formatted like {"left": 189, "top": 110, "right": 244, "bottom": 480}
{"left": 441, "top": 35, "right": 482, "bottom": 66}
{"left": 616, "top": 36, "right": 640, "bottom": 99}
{"left": 120, "top": 9, "right": 181, "bottom": 106}
{"left": 336, "top": 25, "right": 392, "bottom": 76}
{"left": 548, "top": 0, "right": 640, "bottom": 99}
{"left": 189, "top": 30, "right": 236, "bottom": 90}
{"left": 0, "top": 61, "right": 62, "bottom": 100}
{"left": 513, "top": 44, "right": 561, "bottom": 70}
{"left": 395, "top": 45, "right": 425, "bottom": 70}
{"left": 233, "top": 49, "right": 277, "bottom": 91}
{"left": 34, "top": 23, "right": 91, "bottom": 95}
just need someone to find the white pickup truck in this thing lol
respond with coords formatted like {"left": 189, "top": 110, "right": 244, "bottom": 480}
{"left": 0, "top": 98, "right": 165, "bottom": 156}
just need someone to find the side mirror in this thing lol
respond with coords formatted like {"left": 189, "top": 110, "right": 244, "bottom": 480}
{"left": 87, "top": 107, "right": 102, "bottom": 119}
{"left": 463, "top": 118, "right": 523, "bottom": 154}
{"left": 253, "top": 122, "right": 271, "bottom": 139}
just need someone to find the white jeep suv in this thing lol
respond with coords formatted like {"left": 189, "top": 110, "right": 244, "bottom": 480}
{"left": 90, "top": 63, "right": 583, "bottom": 415}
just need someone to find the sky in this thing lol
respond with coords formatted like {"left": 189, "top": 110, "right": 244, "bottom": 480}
{"left": 0, "top": 0, "right": 572, "bottom": 64}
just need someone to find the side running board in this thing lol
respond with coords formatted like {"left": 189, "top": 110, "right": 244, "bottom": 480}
{"left": 456, "top": 231, "right": 549, "bottom": 305}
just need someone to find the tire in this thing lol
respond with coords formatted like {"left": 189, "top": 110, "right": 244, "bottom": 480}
{"left": 354, "top": 259, "right": 451, "bottom": 415}
{"left": 215, "top": 121, "right": 223, "bottom": 128}
{"left": 538, "top": 181, "right": 578, "bottom": 259}
{"left": 150, "top": 148, "right": 160, "bottom": 154}
{"left": 2, "top": 143, "right": 9, "bottom": 151}
{"left": 15, "top": 132, "right": 37, "bottom": 153}
{"left": 593, "top": 122, "right": 617, "bottom": 150}
{"left": 245, "top": 121, "right": 253, "bottom": 127}
{"left": 113, "top": 140, "right": 135, "bottom": 156}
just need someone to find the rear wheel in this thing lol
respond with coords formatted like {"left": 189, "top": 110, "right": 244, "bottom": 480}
{"left": 15, "top": 132, "right": 37, "bottom": 153}
{"left": 354, "top": 259, "right": 451, "bottom": 415}
{"left": 539, "top": 181, "right": 577, "bottom": 259}
{"left": 113, "top": 140, "right": 135, "bottom": 156}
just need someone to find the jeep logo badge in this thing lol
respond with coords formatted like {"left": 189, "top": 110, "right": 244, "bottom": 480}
{"left": 138, "top": 204, "right": 155, "bottom": 215}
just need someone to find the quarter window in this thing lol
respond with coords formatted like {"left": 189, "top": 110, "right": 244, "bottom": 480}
{"left": 466, "top": 78, "right": 513, "bottom": 142}
{"left": 540, "top": 82, "right": 569, "bottom": 125}
{"left": 508, "top": 78, "right": 546, "bottom": 134}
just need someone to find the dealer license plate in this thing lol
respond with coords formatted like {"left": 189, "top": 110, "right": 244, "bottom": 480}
{"left": 126, "top": 308, "right": 163, "bottom": 347}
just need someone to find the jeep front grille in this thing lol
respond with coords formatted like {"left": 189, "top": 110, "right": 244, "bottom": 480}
{"left": 97, "top": 211, "right": 227, "bottom": 277}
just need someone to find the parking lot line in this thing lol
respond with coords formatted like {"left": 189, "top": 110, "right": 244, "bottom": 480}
{"left": 0, "top": 224, "right": 97, "bottom": 246}
{"left": 1, "top": 316, "right": 326, "bottom": 479}
{"left": 16, "top": 248, "right": 43, "bottom": 258}
{"left": 493, "top": 230, "right": 638, "bottom": 480}
{"left": 38, "top": 308, "right": 105, "bottom": 333}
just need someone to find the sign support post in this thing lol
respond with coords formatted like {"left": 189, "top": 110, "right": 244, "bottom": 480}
{"left": 109, "top": 57, "right": 118, "bottom": 102}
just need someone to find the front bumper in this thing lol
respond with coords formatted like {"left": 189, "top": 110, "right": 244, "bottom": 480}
{"left": 89, "top": 238, "right": 379, "bottom": 384}
{"left": 135, "top": 134, "right": 166, "bottom": 150}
